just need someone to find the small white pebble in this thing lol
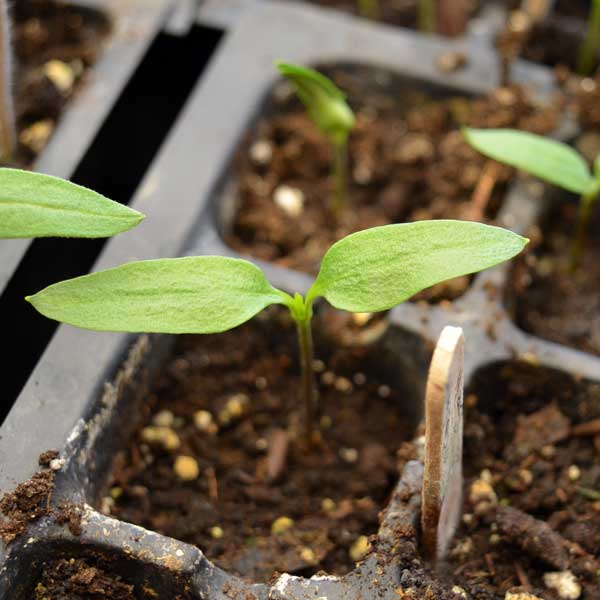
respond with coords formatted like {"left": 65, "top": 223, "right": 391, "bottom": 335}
{"left": 352, "top": 312, "right": 372, "bottom": 326}
{"left": 249, "top": 139, "right": 273, "bottom": 164}
{"left": 452, "top": 586, "right": 467, "bottom": 598}
{"left": 543, "top": 571, "right": 581, "bottom": 599}
{"left": 334, "top": 377, "right": 353, "bottom": 393}
{"left": 174, "top": 455, "right": 200, "bottom": 482}
{"left": 153, "top": 410, "right": 174, "bottom": 428}
{"left": 194, "top": 410, "right": 217, "bottom": 434}
{"left": 210, "top": 526, "right": 224, "bottom": 539}
{"left": 349, "top": 535, "right": 371, "bottom": 562}
{"left": 312, "top": 359, "right": 325, "bottom": 373}
{"left": 43, "top": 59, "right": 75, "bottom": 93}
{"left": 353, "top": 372, "right": 366, "bottom": 386}
{"left": 568, "top": 465, "right": 581, "bottom": 482}
{"left": 377, "top": 385, "right": 391, "bottom": 398}
{"left": 271, "top": 516, "right": 294, "bottom": 535}
{"left": 321, "top": 371, "right": 336, "bottom": 386}
{"left": 255, "top": 437, "right": 268, "bottom": 451}
{"left": 274, "top": 185, "right": 304, "bottom": 217}
{"left": 505, "top": 592, "right": 544, "bottom": 600}
{"left": 340, "top": 447, "right": 358, "bottom": 464}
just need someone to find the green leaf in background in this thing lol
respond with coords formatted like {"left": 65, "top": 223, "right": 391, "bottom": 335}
{"left": 307, "top": 220, "right": 528, "bottom": 312}
{"left": 463, "top": 128, "right": 595, "bottom": 196}
{"left": 26, "top": 256, "right": 287, "bottom": 333}
{"left": 0, "top": 168, "right": 145, "bottom": 239}
{"left": 277, "top": 61, "right": 355, "bottom": 145}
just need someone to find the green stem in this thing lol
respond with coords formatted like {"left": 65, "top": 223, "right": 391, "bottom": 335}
{"left": 296, "top": 315, "right": 316, "bottom": 443}
{"left": 331, "top": 139, "right": 348, "bottom": 219}
{"left": 0, "top": 0, "right": 15, "bottom": 163}
{"left": 570, "top": 190, "right": 598, "bottom": 272}
{"left": 418, "top": 0, "right": 436, "bottom": 33}
{"left": 578, "top": 0, "right": 600, "bottom": 76}
{"left": 357, "top": 0, "right": 379, "bottom": 20}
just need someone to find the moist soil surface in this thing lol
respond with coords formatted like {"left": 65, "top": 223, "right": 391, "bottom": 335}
{"left": 514, "top": 0, "right": 593, "bottom": 69}
{"left": 226, "top": 66, "right": 559, "bottom": 302}
{"left": 105, "top": 308, "right": 422, "bottom": 582}
{"left": 8, "top": 0, "right": 110, "bottom": 166}
{"left": 508, "top": 197, "right": 600, "bottom": 357}
{"left": 35, "top": 557, "right": 136, "bottom": 600}
{"left": 441, "top": 362, "right": 600, "bottom": 599}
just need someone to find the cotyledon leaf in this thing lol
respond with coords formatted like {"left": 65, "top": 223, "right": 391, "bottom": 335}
{"left": 463, "top": 128, "right": 595, "bottom": 195}
{"left": 26, "top": 256, "right": 287, "bottom": 333}
{"left": 308, "top": 220, "right": 528, "bottom": 312}
{"left": 0, "top": 168, "right": 144, "bottom": 239}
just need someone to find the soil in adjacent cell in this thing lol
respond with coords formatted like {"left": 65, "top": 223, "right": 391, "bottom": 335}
{"left": 105, "top": 308, "right": 424, "bottom": 582}
{"left": 283, "top": 0, "right": 479, "bottom": 30}
{"left": 508, "top": 197, "right": 600, "bottom": 357}
{"left": 225, "top": 65, "right": 559, "bottom": 302}
{"left": 441, "top": 362, "right": 600, "bottom": 599}
{"left": 508, "top": 0, "right": 594, "bottom": 69}
{"left": 7, "top": 0, "right": 110, "bottom": 166}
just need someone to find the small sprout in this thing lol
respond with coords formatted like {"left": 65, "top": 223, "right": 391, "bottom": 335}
{"left": 578, "top": 0, "right": 600, "bottom": 76}
{"left": 0, "top": 168, "right": 145, "bottom": 239}
{"left": 463, "top": 128, "right": 600, "bottom": 271}
{"left": 174, "top": 455, "right": 200, "bottom": 482}
{"left": 349, "top": 535, "right": 371, "bottom": 562}
{"left": 27, "top": 220, "right": 528, "bottom": 442}
{"left": 277, "top": 61, "right": 355, "bottom": 217}
{"left": 357, "top": 0, "right": 379, "bottom": 20}
{"left": 271, "top": 516, "right": 294, "bottom": 535}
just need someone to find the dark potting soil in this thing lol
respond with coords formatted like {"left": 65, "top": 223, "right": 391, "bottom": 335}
{"left": 225, "top": 67, "right": 559, "bottom": 302}
{"left": 282, "top": 0, "right": 478, "bottom": 30}
{"left": 441, "top": 362, "right": 600, "bottom": 599}
{"left": 507, "top": 197, "right": 600, "bottom": 357}
{"left": 515, "top": 0, "right": 593, "bottom": 69}
{"left": 105, "top": 307, "right": 423, "bottom": 582}
{"left": 9, "top": 0, "right": 110, "bottom": 166}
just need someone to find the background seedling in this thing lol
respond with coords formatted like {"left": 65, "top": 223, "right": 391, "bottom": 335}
{"left": 0, "top": 0, "right": 16, "bottom": 163}
{"left": 578, "top": 0, "right": 600, "bottom": 76}
{"left": 418, "top": 0, "right": 436, "bottom": 33}
{"left": 357, "top": 0, "right": 379, "bottom": 20}
{"left": 463, "top": 128, "right": 600, "bottom": 271}
{"left": 27, "top": 220, "right": 527, "bottom": 442}
{"left": 277, "top": 62, "right": 355, "bottom": 219}
{"left": 422, "top": 325, "right": 464, "bottom": 561}
{"left": 0, "top": 168, "right": 145, "bottom": 239}
{"left": 419, "top": 0, "right": 470, "bottom": 36}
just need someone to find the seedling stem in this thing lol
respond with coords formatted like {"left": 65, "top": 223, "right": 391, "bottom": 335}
{"left": 332, "top": 138, "right": 349, "bottom": 218}
{"left": 419, "top": 0, "right": 436, "bottom": 33}
{"left": 0, "top": 0, "right": 16, "bottom": 163}
{"left": 578, "top": 0, "right": 600, "bottom": 76}
{"left": 358, "top": 0, "right": 379, "bottom": 20}
{"left": 571, "top": 187, "right": 600, "bottom": 271}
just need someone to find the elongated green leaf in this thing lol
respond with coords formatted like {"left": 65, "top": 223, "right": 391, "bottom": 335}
{"left": 277, "top": 61, "right": 355, "bottom": 145}
{"left": 463, "top": 128, "right": 595, "bottom": 195}
{"left": 308, "top": 221, "right": 528, "bottom": 312}
{"left": 26, "top": 256, "right": 287, "bottom": 333}
{"left": 0, "top": 168, "right": 145, "bottom": 239}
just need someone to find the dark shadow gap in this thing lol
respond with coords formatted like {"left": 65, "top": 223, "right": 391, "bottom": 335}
{"left": 0, "top": 24, "right": 224, "bottom": 422}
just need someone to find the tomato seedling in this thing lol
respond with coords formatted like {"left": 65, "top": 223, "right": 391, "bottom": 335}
{"left": 27, "top": 220, "right": 527, "bottom": 441}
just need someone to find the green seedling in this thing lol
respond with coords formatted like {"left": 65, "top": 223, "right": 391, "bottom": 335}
{"left": 463, "top": 128, "right": 600, "bottom": 271}
{"left": 357, "top": 0, "right": 379, "bottom": 20}
{"left": 578, "top": 0, "right": 600, "bottom": 75}
{"left": 419, "top": 0, "right": 436, "bottom": 33}
{"left": 0, "top": 0, "right": 15, "bottom": 163}
{"left": 27, "top": 220, "right": 527, "bottom": 441}
{"left": 0, "top": 168, "right": 145, "bottom": 239}
{"left": 276, "top": 62, "right": 355, "bottom": 218}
